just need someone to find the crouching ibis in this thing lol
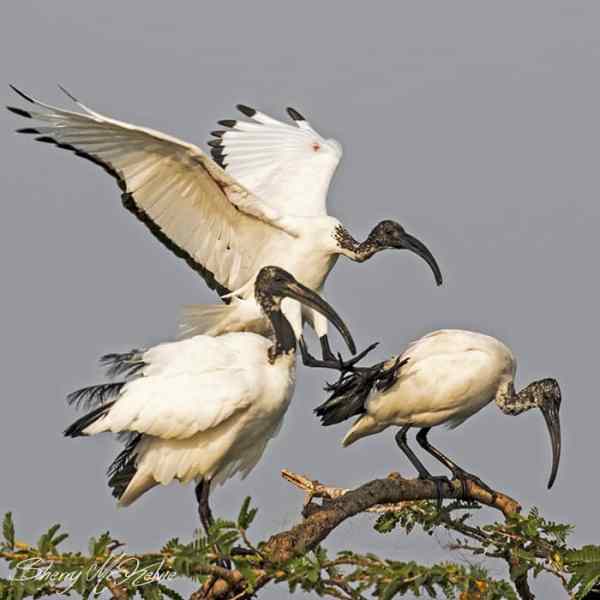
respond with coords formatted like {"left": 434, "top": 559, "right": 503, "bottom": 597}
{"left": 303, "top": 329, "right": 562, "bottom": 503}
{"left": 64, "top": 266, "right": 356, "bottom": 533}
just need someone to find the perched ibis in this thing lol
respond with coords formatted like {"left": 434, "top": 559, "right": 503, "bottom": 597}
{"left": 304, "top": 329, "right": 562, "bottom": 501}
{"left": 7, "top": 86, "right": 442, "bottom": 363}
{"left": 64, "top": 266, "right": 356, "bottom": 532}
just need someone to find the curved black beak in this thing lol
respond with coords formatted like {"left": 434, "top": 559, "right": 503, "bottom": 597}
{"left": 397, "top": 233, "right": 443, "bottom": 286}
{"left": 280, "top": 281, "right": 356, "bottom": 355}
{"left": 540, "top": 392, "right": 561, "bottom": 489}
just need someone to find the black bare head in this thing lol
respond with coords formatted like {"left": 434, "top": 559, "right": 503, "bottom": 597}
{"left": 501, "top": 377, "right": 562, "bottom": 489}
{"left": 367, "top": 221, "right": 443, "bottom": 286}
{"left": 254, "top": 266, "right": 356, "bottom": 357}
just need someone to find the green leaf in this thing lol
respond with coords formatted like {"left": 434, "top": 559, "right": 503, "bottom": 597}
{"left": 237, "top": 497, "right": 258, "bottom": 530}
{"left": 381, "top": 578, "right": 403, "bottom": 600}
{"left": 374, "top": 512, "right": 400, "bottom": 534}
{"left": 2, "top": 513, "right": 14, "bottom": 550}
{"left": 575, "top": 570, "right": 600, "bottom": 600}
{"left": 157, "top": 584, "right": 185, "bottom": 600}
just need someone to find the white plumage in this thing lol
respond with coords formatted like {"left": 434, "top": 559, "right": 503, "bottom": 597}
{"left": 213, "top": 108, "right": 342, "bottom": 217}
{"left": 342, "top": 330, "right": 516, "bottom": 445}
{"left": 90, "top": 334, "right": 295, "bottom": 505}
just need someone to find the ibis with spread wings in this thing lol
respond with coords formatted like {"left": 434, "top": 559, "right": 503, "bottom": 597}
{"left": 8, "top": 86, "right": 442, "bottom": 361}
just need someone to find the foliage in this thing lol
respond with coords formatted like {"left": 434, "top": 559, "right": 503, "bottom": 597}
{"left": 1, "top": 499, "right": 599, "bottom": 600}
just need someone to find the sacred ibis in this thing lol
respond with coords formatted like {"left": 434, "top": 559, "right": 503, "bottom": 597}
{"left": 63, "top": 266, "right": 356, "bottom": 533}
{"left": 7, "top": 86, "right": 442, "bottom": 363}
{"left": 304, "top": 329, "right": 562, "bottom": 502}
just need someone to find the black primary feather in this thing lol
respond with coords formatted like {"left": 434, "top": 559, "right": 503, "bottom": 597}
{"left": 9, "top": 85, "right": 35, "bottom": 103}
{"left": 6, "top": 106, "right": 32, "bottom": 118}
{"left": 210, "top": 146, "right": 227, "bottom": 168}
{"left": 100, "top": 350, "right": 145, "bottom": 379}
{"left": 64, "top": 401, "right": 116, "bottom": 438}
{"left": 67, "top": 381, "right": 126, "bottom": 410}
{"left": 286, "top": 107, "right": 305, "bottom": 122}
{"left": 107, "top": 433, "right": 142, "bottom": 499}
{"left": 236, "top": 104, "right": 256, "bottom": 117}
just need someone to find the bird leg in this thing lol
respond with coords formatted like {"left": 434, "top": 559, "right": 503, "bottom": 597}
{"left": 300, "top": 337, "right": 378, "bottom": 372}
{"left": 415, "top": 428, "right": 496, "bottom": 502}
{"left": 395, "top": 425, "right": 451, "bottom": 511}
{"left": 194, "top": 480, "right": 231, "bottom": 569}
{"left": 319, "top": 335, "right": 337, "bottom": 362}
{"left": 195, "top": 479, "right": 214, "bottom": 535}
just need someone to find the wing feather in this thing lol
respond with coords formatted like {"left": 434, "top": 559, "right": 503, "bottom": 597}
{"left": 211, "top": 106, "right": 342, "bottom": 217}
{"left": 8, "top": 86, "right": 297, "bottom": 295}
{"left": 83, "top": 336, "right": 261, "bottom": 440}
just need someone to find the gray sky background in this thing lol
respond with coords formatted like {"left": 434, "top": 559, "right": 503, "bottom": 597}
{"left": 2, "top": 2, "right": 599, "bottom": 598}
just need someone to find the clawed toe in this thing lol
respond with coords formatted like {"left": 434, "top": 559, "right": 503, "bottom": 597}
{"left": 419, "top": 474, "right": 452, "bottom": 511}
{"left": 451, "top": 469, "right": 495, "bottom": 501}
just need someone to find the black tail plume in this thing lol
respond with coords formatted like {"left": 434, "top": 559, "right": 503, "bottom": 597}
{"left": 64, "top": 401, "right": 116, "bottom": 437}
{"left": 315, "top": 358, "right": 408, "bottom": 426}
{"left": 100, "top": 350, "right": 145, "bottom": 379}
{"left": 67, "top": 382, "right": 125, "bottom": 410}
{"left": 107, "top": 433, "right": 142, "bottom": 499}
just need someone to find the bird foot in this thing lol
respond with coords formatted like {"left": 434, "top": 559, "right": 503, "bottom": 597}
{"left": 451, "top": 468, "right": 497, "bottom": 502}
{"left": 375, "top": 357, "right": 409, "bottom": 392}
{"left": 419, "top": 474, "right": 452, "bottom": 512}
{"left": 299, "top": 338, "right": 377, "bottom": 372}
{"left": 323, "top": 342, "right": 379, "bottom": 372}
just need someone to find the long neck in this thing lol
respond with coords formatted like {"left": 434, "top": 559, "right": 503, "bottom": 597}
{"left": 334, "top": 225, "right": 378, "bottom": 262}
{"left": 495, "top": 380, "right": 538, "bottom": 415}
{"left": 266, "top": 307, "right": 296, "bottom": 362}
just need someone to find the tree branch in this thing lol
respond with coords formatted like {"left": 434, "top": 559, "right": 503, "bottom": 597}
{"left": 194, "top": 469, "right": 522, "bottom": 599}
{"left": 264, "top": 469, "right": 520, "bottom": 563}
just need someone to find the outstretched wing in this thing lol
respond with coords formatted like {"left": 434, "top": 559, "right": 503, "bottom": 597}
{"left": 209, "top": 105, "right": 342, "bottom": 217}
{"left": 8, "top": 86, "right": 298, "bottom": 296}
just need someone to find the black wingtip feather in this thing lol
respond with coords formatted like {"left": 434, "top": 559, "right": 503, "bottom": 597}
{"left": 64, "top": 401, "right": 116, "bottom": 438}
{"left": 16, "top": 127, "right": 39, "bottom": 134}
{"left": 287, "top": 107, "right": 305, "bottom": 121}
{"left": 9, "top": 85, "right": 34, "bottom": 103}
{"left": 211, "top": 148, "right": 227, "bottom": 168}
{"left": 207, "top": 139, "right": 222, "bottom": 148}
{"left": 218, "top": 119, "right": 237, "bottom": 128}
{"left": 57, "top": 84, "right": 78, "bottom": 103}
{"left": 211, "top": 130, "right": 225, "bottom": 138}
{"left": 6, "top": 106, "right": 31, "bottom": 118}
{"left": 236, "top": 104, "right": 256, "bottom": 117}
